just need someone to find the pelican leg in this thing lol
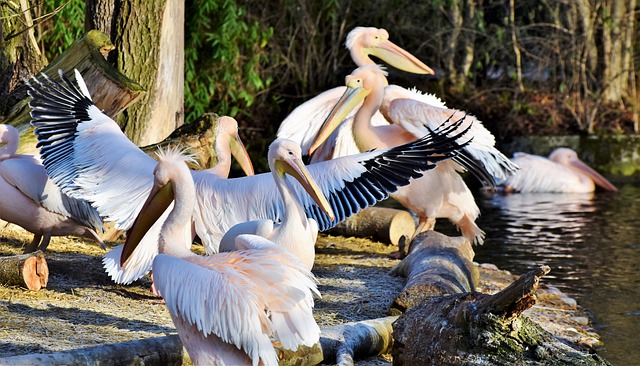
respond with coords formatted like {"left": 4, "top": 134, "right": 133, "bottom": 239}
{"left": 412, "top": 216, "right": 436, "bottom": 239}
{"left": 37, "top": 234, "right": 53, "bottom": 252}
{"left": 456, "top": 214, "right": 485, "bottom": 245}
{"left": 23, "top": 234, "right": 42, "bottom": 253}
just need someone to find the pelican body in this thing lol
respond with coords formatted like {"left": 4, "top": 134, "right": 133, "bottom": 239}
{"left": 0, "top": 124, "right": 104, "bottom": 253}
{"left": 28, "top": 69, "right": 471, "bottom": 283}
{"left": 122, "top": 148, "right": 319, "bottom": 366}
{"left": 500, "top": 148, "right": 617, "bottom": 193}
{"left": 310, "top": 66, "right": 518, "bottom": 244}
{"left": 220, "top": 139, "right": 335, "bottom": 269}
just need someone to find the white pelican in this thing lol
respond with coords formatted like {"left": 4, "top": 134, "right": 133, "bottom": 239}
{"left": 122, "top": 147, "right": 320, "bottom": 366}
{"left": 220, "top": 138, "right": 335, "bottom": 270}
{"left": 0, "top": 124, "right": 104, "bottom": 253}
{"left": 309, "top": 65, "right": 519, "bottom": 244}
{"left": 28, "top": 69, "right": 470, "bottom": 282}
{"left": 499, "top": 148, "right": 617, "bottom": 193}
{"left": 277, "top": 26, "right": 435, "bottom": 159}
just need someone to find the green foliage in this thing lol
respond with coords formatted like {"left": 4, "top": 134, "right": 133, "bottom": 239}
{"left": 42, "top": 0, "right": 85, "bottom": 61}
{"left": 184, "top": 0, "right": 273, "bottom": 123}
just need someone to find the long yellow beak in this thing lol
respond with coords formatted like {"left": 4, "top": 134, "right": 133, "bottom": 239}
{"left": 229, "top": 133, "right": 254, "bottom": 176}
{"left": 570, "top": 159, "right": 618, "bottom": 192}
{"left": 120, "top": 182, "right": 174, "bottom": 266}
{"left": 276, "top": 156, "right": 335, "bottom": 222}
{"left": 309, "top": 85, "right": 368, "bottom": 155}
{"left": 370, "top": 40, "right": 435, "bottom": 75}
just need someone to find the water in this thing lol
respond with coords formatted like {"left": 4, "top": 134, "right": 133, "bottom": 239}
{"left": 471, "top": 184, "right": 640, "bottom": 365}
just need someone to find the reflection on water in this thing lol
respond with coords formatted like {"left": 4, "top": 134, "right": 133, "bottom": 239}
{"left": 472, "top": 185, "right": 640, "bottom": 365}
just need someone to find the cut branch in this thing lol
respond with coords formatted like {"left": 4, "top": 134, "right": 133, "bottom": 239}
{"left": 0, "top": 250, "right": 48, "bottom": 291}
{"left": 326, "top": 207, "right": 416, "bottom": 245}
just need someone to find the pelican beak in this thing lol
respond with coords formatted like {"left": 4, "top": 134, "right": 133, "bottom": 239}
{"left": 120, "top": 181, "right": 175, "bottom": 266}
{"left": 276, "top": 156, "right": 335, "bottom": 222}
{"left": 370, "top": 40, "right": 435, "bottom": 75}
{"left": 229, "top": 133, "right": 254, "bottom": 176}
{"left": 570, "top": 159, "right": 618, "bottom": 192}
{"left": 309, "top": 84, "right": 369, "bottom": 155}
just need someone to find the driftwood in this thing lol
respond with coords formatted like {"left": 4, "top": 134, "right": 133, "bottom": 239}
{"left": 389, "top": 230, "right": 479, "bottom": 313}
{"left": 0, "top": 316, "right": 397, "bottom": 366}
{"left": 389, "top": 231, "right": 609, "bottom": 365}
{"left": 0, "top": 250, "right": 48, "bottom": 291}
{"left": 326, "top": 207, "right": 416, "bottom": 245}
{"left": 2, "top": 30, "right": 144, "bottom": 156}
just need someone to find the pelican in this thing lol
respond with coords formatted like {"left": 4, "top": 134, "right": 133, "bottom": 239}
{"left": 0, "top": 124, "right": 104, "bottom": 253}
{"left": 220, "top": 139, "right": 335, "bottom": 269}
{"left": 499, "top": 148, "right": 617, "bottom": 193}
{"left": 309, "top": 65, "right": 519, "bottom": 244}
{"left": 28, "top": 69, "right": 470, "bottom": 283}
{"left": 122, "top": 147, "right": 319, "bottom": 366}
{"left": 277, "top": 26, "right": 435, "bottom": 159}
{"left": 100, "top": 116, "right": 254, "bottom": 284}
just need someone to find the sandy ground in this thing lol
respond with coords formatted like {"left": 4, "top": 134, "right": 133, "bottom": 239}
{"left": 0, "top": 223, "right": 603, "bottom": 364}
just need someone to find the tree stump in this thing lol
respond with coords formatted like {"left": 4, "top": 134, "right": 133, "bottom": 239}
{"left": 0, "top": 250, "right": 48, "bottom": 291}
{"left": 326, "top": 207, "right": 416, "bottom": 245}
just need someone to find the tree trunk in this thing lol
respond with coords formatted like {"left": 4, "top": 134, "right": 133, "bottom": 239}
{"left": 0, "top": 0, "right": 46, "bottom": 118}
{"left": 0, "top": 250, "right": 48, "bottom": 291}
{"left": 86, "top": 0, "right": 184, "bottom": 146}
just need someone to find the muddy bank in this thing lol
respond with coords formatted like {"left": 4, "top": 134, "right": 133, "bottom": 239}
{"left": 0, "top": 223, "right": 602, "bottom": 364}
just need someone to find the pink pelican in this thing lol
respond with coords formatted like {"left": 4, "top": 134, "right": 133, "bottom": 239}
{"left": 499, "top": 148, "right": 617, "bottom": 193}
{"left": 277, "top": 26, "right": 435, "bottom": 159}
{"left": 122, "top": 147, "right": 319, "bottom": 365}
{"left": 309, "top": 65, "right": 518, "bottom": 244}
{"left": 220, "top": 138, "right": 335, "bottom": 269}
{"left": 0, "top": 124, "right": 104, "bottom": 253}
{"left": 28, "top": 69, "right": 470, "bottom": 281}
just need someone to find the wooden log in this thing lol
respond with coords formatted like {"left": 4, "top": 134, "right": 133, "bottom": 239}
{"left": 391, "top": 265, "right": 609, "bottom": 365}
{"left": 0, "top": 250, "right": 48, "bottom": 291}
{"left": 389, "top": 230, "right": 479, "bottom": 313}
{"left": 0, "top": 316, "right": 397, "bottom": 366}
{"left": 326, "top": 207, "right": 416, "bottom": 245}
{"left": 2, "top": 30, "right": 145, "bottom": 156}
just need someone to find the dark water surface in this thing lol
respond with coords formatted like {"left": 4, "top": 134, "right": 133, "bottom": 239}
{"left": 471, "top": 184, "right": 640, "bottom": 365}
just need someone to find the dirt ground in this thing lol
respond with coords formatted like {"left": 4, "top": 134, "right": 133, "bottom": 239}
{"left": 0, "top": 222, "right": 603, "bottom": 364}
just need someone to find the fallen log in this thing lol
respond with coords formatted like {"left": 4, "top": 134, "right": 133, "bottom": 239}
{"left": 389, "top": 230, "right": 479, "bottom": 313}
{"left": 0, "top": 316, "right": 397, "bottom": 366}
{"left": 0, "top": 250, "right": 48, "bottom": 291}
{"left": 389, "top": 231, "right": 609, "bottom": 365}
{"left": 2, "top": 30, "right": 144, "bottom": 156}
{"left": 326, "top": 207, "right": 416, "bottom": 246}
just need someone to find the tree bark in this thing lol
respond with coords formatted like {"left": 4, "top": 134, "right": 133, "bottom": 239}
{"left": 1, "top": 30, "right": 145, "bottom": 156}
{"left": 326, "top": 207, "right": 416, "bottom": 246}
{"left": 0, "top": 0, "right": 46, "bottom": 118}
{"left": 0, "top": 250, "right": 48, "bottom": 291}
{"left": 87, "top": 0, "right": 184, "bottom": 146}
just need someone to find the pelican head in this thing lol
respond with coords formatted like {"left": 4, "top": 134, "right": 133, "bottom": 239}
{"left": 121, "top": 148, "right": 196, "bottom": 266}
{"left": 309, "top": 66, "right": 387, "bottom": 155}
{"left": 549, "top": 148, "right": 617, "bottom": 192}
{"left": 0, "top": 124, "right": 19, "bottom": 156}
{"left": 215, "top": 116, "right": 254, "bottom": 176}
{"left": 346, "top": 26, "right": 434, "bottom": 75}
{"left": 269, "top": 138, "right": 335, "bottom": 221}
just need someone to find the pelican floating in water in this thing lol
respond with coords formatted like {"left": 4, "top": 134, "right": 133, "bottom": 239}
{"left": 277, "top": 26, "right": 435, "bottom": 159}
{"left": 220, "top": 138, "right": 335, "bottom": 269}
{"left": 0, "top": 124, "right": 104, "bottom": 253}
{"left": 499, "top": 148, "right": 617, "bottom": 193}
{"left": 122, "top": 147, "right": 319, "bottom": 366}
{"left": 309, "top": 66, "right": 518, "bottom": 244}
{"left": 28, "top": 69, "right": 470, "bottom": 282}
